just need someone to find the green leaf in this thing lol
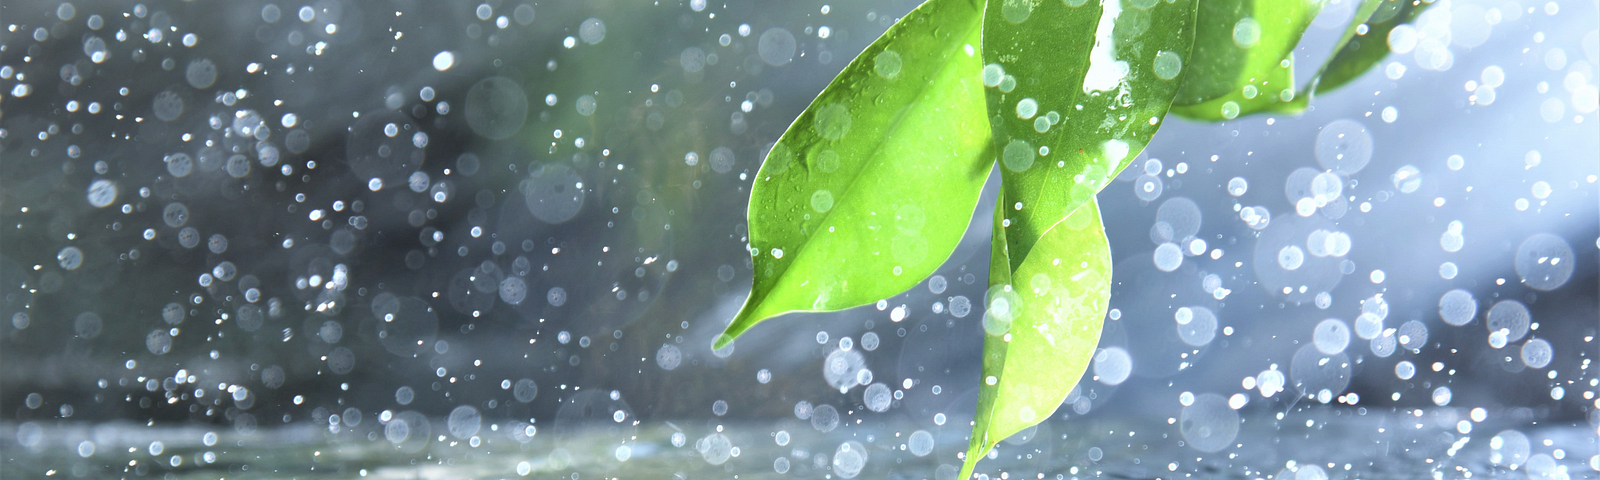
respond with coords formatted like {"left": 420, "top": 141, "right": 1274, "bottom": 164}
{"left": 716, "top": 0, "right": 992, "bottom": 348}
{"left": 981, "top": 0, "right": 1199, "bottom": 274}
{"left": 964, "top": 1, "right": 1197, "bottom": 476}
{"left": 1169, "top": 0, "right": 1323, "bottom": 120}
{"left": 960, "top": 199, "right": 1112, "bottom": 480}
{"left": 1285, "top": 0, "right": 1431, "bottom": 109}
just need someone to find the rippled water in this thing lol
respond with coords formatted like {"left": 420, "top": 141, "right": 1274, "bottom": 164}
{"left": 6, "top": 408, "right": 1596, "bottom": 479}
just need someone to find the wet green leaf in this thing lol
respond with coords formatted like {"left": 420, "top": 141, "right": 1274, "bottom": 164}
{"left": 961, "top": 200, "right": 1112, "bottom": 480}
{"left": 1286, "top": 0, "right": 1431, "bottom": 108}
{"left": 719, "top": 1, "right": 1396, "bottom": 478}
{"left": 1170, "top": 0, "right": 1323, "bottom": 120}
{"left": 963, "top": 1, "right": 1197, "bottom": 476}
{"left": 716, "top": 0, "right": 991, "bottom": 348}
{"left": 982, "top": 0, "right": 1199, "bottom": 273}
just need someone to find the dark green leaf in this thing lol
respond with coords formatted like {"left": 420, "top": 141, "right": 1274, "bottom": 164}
{"left": 960, "top": 200, "right": 1112, "bottom": 480}
{"left": 982, "top": 0, "right": 1199, "bottom": 273}
{"left": 963, "top": 1, "right": 1198, "bottom": 475}
{"left": 1170, "top": 0, "right": 1323, "bottom": 120}
{"left": 1287, "top": 0, "right": 1431, "bottom": 108}
{"left": 717, "top": 0, "right": 991, "bottom": 348}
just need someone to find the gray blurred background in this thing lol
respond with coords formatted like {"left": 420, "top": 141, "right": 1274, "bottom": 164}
{"left": 1, "top": 0, "right": 1596, "bottom": 477}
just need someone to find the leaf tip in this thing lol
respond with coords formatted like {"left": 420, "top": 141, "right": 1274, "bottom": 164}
{"left": 715, "top": 297, "right": 763, "bottom": 350}
{"left": 711, "top": 332, "right": 735, "bottom": 351}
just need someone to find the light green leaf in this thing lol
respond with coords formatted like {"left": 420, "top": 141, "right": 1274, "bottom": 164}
{"left": 964, "top": 1, "right": 1196, "bottom": 476}
{"left": 717, "top": 0, "right": 992, "bottom": 348}
{"left": 1170, "top": 0, "right": 1323, "bottom": 120}
{"left": 981, "top": 0, "right": 1199, "bottom": 273}
{"left": 961, "top": 199, "right": 1112, "bottom": 480}
{"left": 1283, "top": 0, "right": 1431, "bottom": 109}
